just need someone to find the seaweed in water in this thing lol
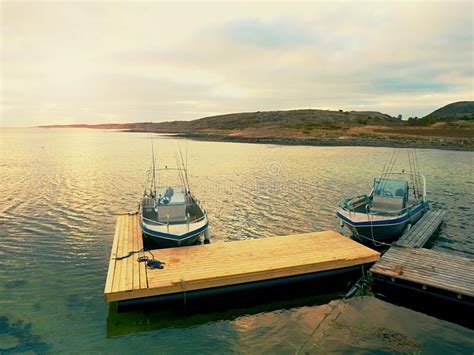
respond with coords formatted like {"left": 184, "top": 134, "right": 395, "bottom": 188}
{"left": 0, "top": 316, "right": 51, "bottom": 354}
{"left": 3, "top": 279, "right": 27, "bottom": 289}
{"left": 331, "top": 320, "right": 422, "bottom": 353}
{"left": 66, "top": 294, "right": 96, "bottom": 311}
{"left": 374, "top": 327, "right": 422, "bottom": 353}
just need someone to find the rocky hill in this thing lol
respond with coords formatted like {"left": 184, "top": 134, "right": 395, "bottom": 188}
{"left": 425, "top": 101, "right": 474, "bottom": 120}
{"left": 41, "top": 109, "right": 398, "bottom": 132}
{"left": 38, "top": 103, "right": 474, "bottom": 150}
{"left": 407, "top": 101, "right": 474, "bottom": 126}
{"left": 173, "top": 109, "right": 398, "bottom": 131}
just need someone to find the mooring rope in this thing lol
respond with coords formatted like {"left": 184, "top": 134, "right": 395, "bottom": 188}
{"left": 115, "top": 248, "right": 165, "bottom": 269}
{"left": 357, "top": 230, "right": 393, "bottom": 247}
{"left": 180, "top": 278, "right": 187, "bottom": 311}
{"left": 294, "top": 274, "right": 371, "bottom": 354}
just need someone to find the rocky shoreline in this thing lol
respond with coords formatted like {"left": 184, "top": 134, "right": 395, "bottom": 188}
{"left": 126, "top": 130, "right": 473, "bottom": 151}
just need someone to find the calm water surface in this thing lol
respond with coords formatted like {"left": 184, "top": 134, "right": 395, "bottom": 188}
{"left": 0, "top": 128, "right": 473, "bottom": 353}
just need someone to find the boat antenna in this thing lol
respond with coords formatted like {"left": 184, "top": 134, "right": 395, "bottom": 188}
{"left": 379, "top": 148, "right": 399, "bottom": 192}
{"left": 408, "top": 149, "right": 422, "bottom": 199}
{"left": 413, "top": 149, "right": 422, "bottom": 198}
{"left": 408, "top": 150, "right": 416, "bottom": 198}
{"left": 177, "top": 143, "right": 191, "bottom": 192}
{"left": 173, "top": 145, "right": 187, "bottom": 190}
{"left": 151, "top": 134, "right": 157, "bottom": 195}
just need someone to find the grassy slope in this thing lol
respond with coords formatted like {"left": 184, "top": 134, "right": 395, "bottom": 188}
{"left": 39, "top": 103, "right": 474, "bottom": 149}
{"left": 150, "top": 107, "right": 474, "bottom": 142}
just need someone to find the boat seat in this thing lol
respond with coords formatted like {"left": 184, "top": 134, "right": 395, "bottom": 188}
{"left": 142, "top": 208, "right": 158, "bottom": 220}
{"left": 395, "top": 188, "right": 405, "bottom": 198}
{"left": 371, "top": 195, "right": 404, "bottom": 213}
{"left": 157, "top": 204, "right": 187, "bottom": 223}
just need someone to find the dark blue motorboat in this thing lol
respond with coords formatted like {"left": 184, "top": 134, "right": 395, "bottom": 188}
{"left": 336, "top": 151, "right": 429, "bottom": 244}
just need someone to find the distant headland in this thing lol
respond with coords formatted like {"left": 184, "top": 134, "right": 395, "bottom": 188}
{"left": 39, "top": 101, "right": 474, "bottom": 151}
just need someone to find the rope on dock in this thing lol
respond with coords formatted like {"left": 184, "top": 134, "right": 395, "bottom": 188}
{"left": 115, "top": 249, "right": 144, "bottom": 260}
{"left": 115, "top": 248, "right": 166, "bottom": 269}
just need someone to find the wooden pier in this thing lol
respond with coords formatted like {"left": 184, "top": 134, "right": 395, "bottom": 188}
{"left": 371, "top": 247, "right": 474, "bottom": 302}
{"left": 370, "top": 209, "right": 474, "bottom": 306}
{"left": 104, "top": 214, "right": 380, "bottom": 304}
{"left": 395, "top": 210, "right": 446, "bottom": 248}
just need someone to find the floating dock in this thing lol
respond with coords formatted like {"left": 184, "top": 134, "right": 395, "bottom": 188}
{"left": 370, "top": 209, "right": 474, "bottom": 306}
{"left": 104, "top": 214, "right": 380, "bottom": 305}
{"left": 395, "top": 209, "right": 446, "bottom": 248}
{"left": 371, "top": 246, "right": 474, "bottom": 304}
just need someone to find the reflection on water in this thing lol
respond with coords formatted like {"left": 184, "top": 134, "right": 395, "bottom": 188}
{"left": 0, "top": 128, "right": 473, "bottom": 353}
{"left": 302, "top": 296, "right": 474, "bottom": 353}
{"left": 106, "top": 292, "right": 342, "bottom": 338}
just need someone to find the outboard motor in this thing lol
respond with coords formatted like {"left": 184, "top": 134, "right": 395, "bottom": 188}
{"left": 161, "top": 187, "right": 174, "bottom": 204}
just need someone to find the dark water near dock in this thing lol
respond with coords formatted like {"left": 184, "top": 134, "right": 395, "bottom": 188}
{"left": 1, "top": 128, "right": 473, "bottom": 353}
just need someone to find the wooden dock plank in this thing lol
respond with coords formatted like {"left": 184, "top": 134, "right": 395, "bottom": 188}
{"left": 104, "top": 215, "right": 122, "bottom": 294}
{"left": 104, "top": 216, "right": 380, "bottom": 303}
{"left": 114, "top": 215, "right": 129, "bottom": 293}
{"left": 377, "top": 252, "right": 473, "bottom": 285}
{"left": 402, "top": 211, "right": 441, "bottom": 246}
{"left": 131, "top": 215, "right": 140, "bottom": 290}
{"left": 411, "top": 210, "right": 444, "bottom": 246}
{"left": 110, "top": 215, "right": 125, "bottom": 293}
{"left": 397, "top": 210, "right": 446, "bottom": 248}
{"left": 136, "top": 217, "right": 148, "bottom": 290}
{"left": 370, "top": 246, "right": 474, "bottom": 297}
{"left": 409, "top": 210, "right": 443, "bottom": 242}
{"left": 119, "top": 215, "right": 129, "bottom": 292}
{"left": 130, "top": 215, "right": 137, "bottom": 290}
{"left": 125, "top": 214, "right": 135, "bottom": 291}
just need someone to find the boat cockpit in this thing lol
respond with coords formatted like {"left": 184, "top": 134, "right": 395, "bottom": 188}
{"left": 370, "top": 178, "right": 408, "bottom": 213}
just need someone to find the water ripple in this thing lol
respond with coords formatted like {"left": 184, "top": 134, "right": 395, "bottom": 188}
{"left": 0, "top": 129, "right": 472, "bottom": 353}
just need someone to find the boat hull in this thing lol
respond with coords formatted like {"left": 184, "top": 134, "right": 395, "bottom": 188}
{"left": 140, "top": 220, "right": 209, "bottom": 248}
{"left": 143, "top": 232, "right": 202, "bottom": 248}
{"left": 347, "top": 223, "right": 408, "bottom": 243}
{"left": 337, "top": 202, "right": 429, "bottom": 244}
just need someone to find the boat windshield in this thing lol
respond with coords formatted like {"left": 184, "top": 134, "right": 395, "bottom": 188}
{"left": 373, "top": 178, "right": 408, "bottom": 199}
{"left": 156, "top": 186, "right": 187, "bottom": 205}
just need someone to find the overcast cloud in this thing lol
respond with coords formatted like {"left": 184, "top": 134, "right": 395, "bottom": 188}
{"left": 1, "top": 1, "right": 473, "bottom": 126}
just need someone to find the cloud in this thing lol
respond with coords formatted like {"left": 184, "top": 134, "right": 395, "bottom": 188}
{"left": 217, "top": 18, "right": 316, "bottom": 48}
{"left": 1, "top": 1, "right": 472, "bottom": 126}
{"left": 372, "top": 77, "right": 456, "bottom": 93}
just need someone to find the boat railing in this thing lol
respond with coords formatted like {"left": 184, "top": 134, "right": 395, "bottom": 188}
{"left": 365, "top": 204, "right": 411, "bottom": 217}
{"left": 153, "top": 191, "right": 208, "bottom": 215}
{"left": 337, "top": 195, "right": 370, "bottom": 218}
{"left": 193, "top": 196, "right": 208, "bottom": 216}
{"left": 141, "top": 213, "right": 207, "bottom": 227}
{"left": 190, "top": 214, "right": 207, "bottom": 224}
{"left": 338, "top": 172, "right": 427, "bottom": 217}
{"left": 141, "top": 215, "right": 168, "bottom": 226}
{"left": 338, "top": 195, "right": 420, "bottom": 217}
{"left": 377, "top": 172, "right": 427, "bottom": 202}
{"left": 338, "top": 195, "right": 368, "bottom": 209}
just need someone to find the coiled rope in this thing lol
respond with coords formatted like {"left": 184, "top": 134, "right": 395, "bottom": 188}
{"left": 115, "top": 248, "right": 166, "bottom": 269}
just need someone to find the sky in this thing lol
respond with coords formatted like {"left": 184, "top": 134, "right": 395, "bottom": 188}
{"left": 1, "top": 1, "right": 473, "bottom": 127}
